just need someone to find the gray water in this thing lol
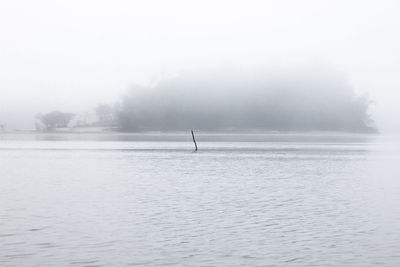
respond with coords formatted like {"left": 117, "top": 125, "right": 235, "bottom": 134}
{"left": 1, "top": 133, "right": 400, "bottom": 266}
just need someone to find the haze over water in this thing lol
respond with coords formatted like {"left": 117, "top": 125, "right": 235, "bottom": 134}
{"left": 2, "top": 1, "right": 400, "bottom": 265}
{"left": 1, "top": 0, "right": 400, "bottom": 132}
{"left": 1, "top": 133, "right": 399, "bottom": 266}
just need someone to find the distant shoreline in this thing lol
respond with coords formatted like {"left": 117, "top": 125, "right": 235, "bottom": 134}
{"left": 0, "top": 128, "right": 378, "bottom": 136}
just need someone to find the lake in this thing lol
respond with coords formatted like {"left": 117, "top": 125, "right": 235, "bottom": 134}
{"left": 1, "top": 133, "right": 400, "bottom": 266}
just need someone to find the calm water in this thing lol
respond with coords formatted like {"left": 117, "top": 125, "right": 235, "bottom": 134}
{"left": 1, "top": 133, "right": 400, "bottom": 266}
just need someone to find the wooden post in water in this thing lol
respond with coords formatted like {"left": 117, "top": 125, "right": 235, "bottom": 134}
{"left": 191, "top": 130, "right": 198, "bottom": 152}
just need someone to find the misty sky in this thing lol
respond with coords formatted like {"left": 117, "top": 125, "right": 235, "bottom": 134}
{"left": 1, "top": 0, "right": 400, "bottom": 132}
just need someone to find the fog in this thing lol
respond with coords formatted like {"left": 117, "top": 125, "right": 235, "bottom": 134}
{"left": 1, "top": 0, "right": 400, "bottom": 132}
{"left": 119, "top": 65, "right": 374, "bottom": 132}
{"left": 3, "top": 2, "right": 400, "bottom": 265}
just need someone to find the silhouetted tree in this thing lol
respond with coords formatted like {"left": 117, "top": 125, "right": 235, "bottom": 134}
{"left": 37, "top": 111, "right": 75, "bottom": 130}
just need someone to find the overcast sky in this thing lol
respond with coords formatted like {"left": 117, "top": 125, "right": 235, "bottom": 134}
{"left": 1, "top": 0, "right": 399, "bottom": 132}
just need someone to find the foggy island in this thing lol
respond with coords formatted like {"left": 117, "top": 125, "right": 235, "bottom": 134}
{"left": 119, "top": 67, "right": 375, "bottom": 133}
{"left": 28, "top": 67, "right": 376, "bottom": 134}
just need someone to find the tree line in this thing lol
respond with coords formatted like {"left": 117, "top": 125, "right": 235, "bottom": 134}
{"left": 35, "top": 67, "right": 377, "bottom": 133}
{"left": 117, "top": 67, "right": 376, "bottom": 133}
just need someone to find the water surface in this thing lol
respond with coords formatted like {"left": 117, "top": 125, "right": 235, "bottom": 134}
{"left": 1, "top": 133, "right": 399, "bottom": 266}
